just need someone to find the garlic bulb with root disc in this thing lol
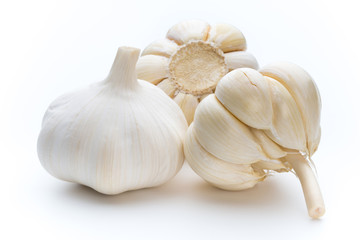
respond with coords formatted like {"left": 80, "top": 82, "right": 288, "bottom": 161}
{"left": 37, "top": 47, "right": 188, "bottom": 195}
{"left": 184, "top": 63, "right": 325, "bottom": 218}
{"left": 136, "top": 20, "right": 259, "bottom": 124}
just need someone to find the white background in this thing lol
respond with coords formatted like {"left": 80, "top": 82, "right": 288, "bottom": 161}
{"left": 1, "top": 0, "right": 360, "bottom": 239}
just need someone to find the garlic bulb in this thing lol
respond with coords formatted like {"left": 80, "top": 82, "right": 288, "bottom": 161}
{"left": 184, "top": 63, "right": 325, "bottom": 218}
{"left": 37, "top": 47, "right": 188, "bottom": 195}
{"left": 136, "top": 20, "right": 259, "bottom": 123}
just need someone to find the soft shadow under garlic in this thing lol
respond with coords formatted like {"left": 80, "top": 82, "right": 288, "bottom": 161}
{"left": 57, "top": 164, "right": 296, "bottom": 213}
{"left": 58, "top": 183, "right": 178, "bottom": 206}
{"left": 191, "top": 175, "right": 292, "bottom": 208}
{"left": 56, "top": 165, "right": 195, "bottom": 206}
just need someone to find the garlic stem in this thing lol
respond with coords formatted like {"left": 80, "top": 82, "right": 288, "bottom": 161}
{"left": 106, "top": 46, "right": 140, "bottom": 90}
{"left": 285, "top": 153, "right": 325, "bottom": 218}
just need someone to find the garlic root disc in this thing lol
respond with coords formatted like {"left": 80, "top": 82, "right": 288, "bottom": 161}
{"left": 215, "top": 68, "right": 273, "bottom": 129}
{"left": 185, "top": 124, "right": 265, "bottom": 191}
{"left": 137, "top": 20, "right": 259, "bottom": 124}
{"left": 185, "top": 62, "right": 325, "bottom": 218}
{"left": 37, "top": 47, "right": 188, "bottom": 195}
{"left": 169, "top": 41, "right": 227, "bottom": 95}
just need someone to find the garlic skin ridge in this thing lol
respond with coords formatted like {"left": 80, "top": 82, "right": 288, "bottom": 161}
{"left": 185, "top": 63, "right": 325, "bottom": 218}
{"left": 136, "top": 20, "right": 259, "bottom": 124}
{"left": 37, "top": 47, "right": 188, "bottom": 195}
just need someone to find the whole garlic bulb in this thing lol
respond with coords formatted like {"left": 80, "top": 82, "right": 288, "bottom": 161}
{"left": 37, "top": 47, "right": 188, "bottom": 195}
{"left": 184, "top": 63, "right": 325, "bottom": 218}
{"left": 136, "top": 20, "right": 259, "bottom": 124}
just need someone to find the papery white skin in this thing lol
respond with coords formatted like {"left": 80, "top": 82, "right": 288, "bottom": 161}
{"left": 37, "top": 47, "right": 188, "bottom": 195}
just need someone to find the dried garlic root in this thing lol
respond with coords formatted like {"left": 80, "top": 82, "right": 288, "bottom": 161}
{"left": 185, "top": 63, "right": 325, "bottom": 218}
{"left": 136, "top": 20, "right": 259, "bottom": 124}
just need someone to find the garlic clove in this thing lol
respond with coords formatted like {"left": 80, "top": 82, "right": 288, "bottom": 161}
{"left": 185, "top": 124, "right": 265, "bottom": 191}
{"left": 141, "top": 39, "right": 179, "bottom": 58}
{"left": 173, "top": 92, "right": 199, "bottom": 124}
{"left": 166, "top": 20, "right": 210, "bottom": 45}
{"left": 157, "top": 78, "right": 176, "bottom": 98}
{"left": 193, "top": 94, "right": 268, "bottom": 164}
{"left": 260, "top": 62, "right": 321, "bottom": 155}
{"left": 215, "top": 68, "right": 273, "bottom": 129}
{"left": 264, "top": 76, "right": 307, "bottom": 151}
{"left": 136, "top": 55, "right": 169, "bottom": 84}
{"left": 208, "top": 23, "right": 247, "bottom": 52}
{"left": 251, "top": 128, "right": 287, "bottom": 159}
{"left": 225, "top": 51, "right": 259, "bottom": 70}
